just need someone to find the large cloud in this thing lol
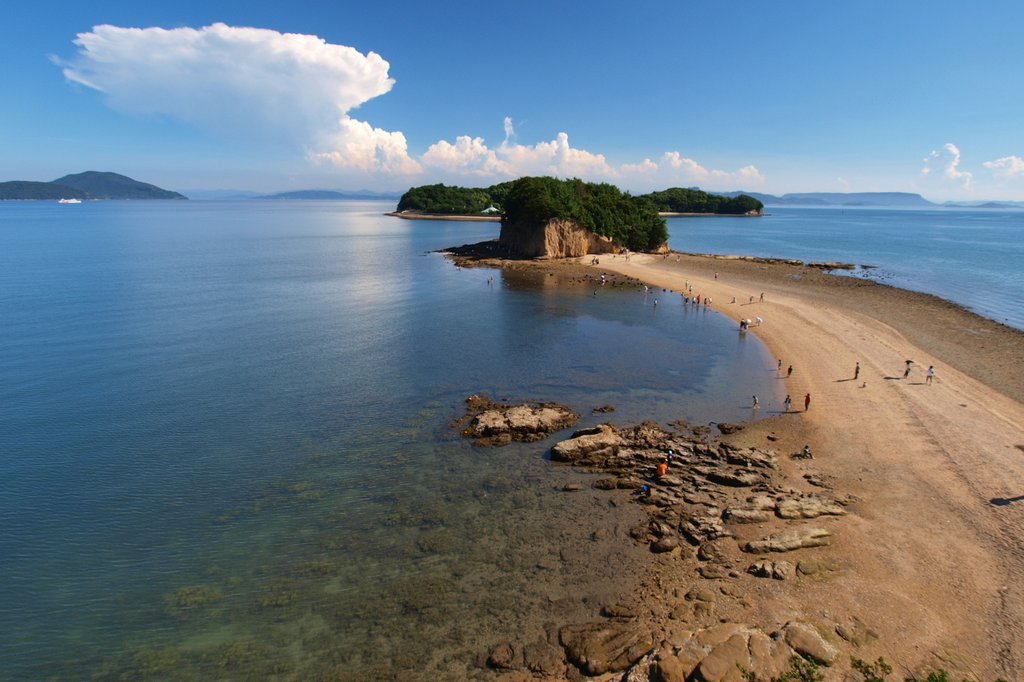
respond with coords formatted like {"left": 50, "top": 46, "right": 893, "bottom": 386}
{"left": 921, "top": 143, "right": 973, "bottom": 189}
{"left": 59, "top": 23, "right": 420, "bottom": 174}
{"left": 423, "top": 117, "right": 762, "bottom": 189}
{"left": 982, "top": 155, "right": 1024, "bottom": 180}
{"left": 58, "top": 26, "right": 761, "bottom": 188}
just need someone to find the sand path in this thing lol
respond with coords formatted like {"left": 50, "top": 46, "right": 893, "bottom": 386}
{"left": 591, "top": 252, "right": 1024, "bottom": 679}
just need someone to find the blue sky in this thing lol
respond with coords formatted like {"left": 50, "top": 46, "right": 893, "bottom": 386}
{"left": 2, "top": 1, "right": 1023, "bottom": 200}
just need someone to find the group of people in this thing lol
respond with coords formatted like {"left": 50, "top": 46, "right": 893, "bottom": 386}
{"left": 779, "top": 392, "right": 811, "bottom": 412}
{"left": 902, "top": 360, "right": 936, "bottom": 384}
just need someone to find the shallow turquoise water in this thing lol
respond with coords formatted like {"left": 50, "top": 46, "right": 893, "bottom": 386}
{"left": 0, "top": 201, "right": 782, "bottom": 680}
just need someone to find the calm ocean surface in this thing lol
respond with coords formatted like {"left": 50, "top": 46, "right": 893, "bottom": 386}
{"left": 0, "top": 200, "right": 782, "bottom": 680}
{"left": 667, "top": 206, "right": 1024, "bottom": 331}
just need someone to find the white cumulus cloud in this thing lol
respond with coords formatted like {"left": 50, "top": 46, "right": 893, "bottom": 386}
{"left": 982, "top": 155, "right": 1024, "bottom": 179}
{"left": 58, "top": 23, "right": 420, "bottom": 174}
{"left": 423, "top": 119, "right": 762, "bottom": 190}
{"left": 57, "top": 26, "right": 764, "bottom": 189}
{"left": 921, "top": 143, "right": 973, "bottom": 189}
{"left": 421, "top": 136, "right": 511, "bottom": 176}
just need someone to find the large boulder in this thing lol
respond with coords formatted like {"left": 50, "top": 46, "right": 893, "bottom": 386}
{"left": 550, "top": 424, "right": 623, "bottom": 462}
{"left": 783, "top": 622, "right": 839, "bottom": 666}
{"left": 559, "top": 621, "right": 654, "bottom": 675}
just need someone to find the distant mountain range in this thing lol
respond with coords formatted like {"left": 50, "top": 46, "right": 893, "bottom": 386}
{"left": 0, "top": 171, "right": 186, "bottom": 200}
{"left": 722, "top": 191, "right": 1024, "bottom": 209}
{"left": 723, "top": 191, "right": 935, "bottom": 207}
{"left": 941, "top": 200, "right": 1024, "bottom": 209}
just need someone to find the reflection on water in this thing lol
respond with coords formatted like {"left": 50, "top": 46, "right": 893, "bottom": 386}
{"left": 0, "top": 202, "right": 783, "bottom": 680}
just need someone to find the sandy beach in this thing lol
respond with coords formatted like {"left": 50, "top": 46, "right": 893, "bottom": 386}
{"left": 580, "top": 251, "right": 1024, "bottom": 679}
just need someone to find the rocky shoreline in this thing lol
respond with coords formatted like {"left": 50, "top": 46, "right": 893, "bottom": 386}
{"left": 436, "top": 246, "right": 1024, "bottom": 681}
{"left": 456, "top": 397, "right": 861, "bottom": 681}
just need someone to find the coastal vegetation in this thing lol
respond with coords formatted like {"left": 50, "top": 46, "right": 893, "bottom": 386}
{"left": 0, "top": 171, "right": 186, "bottom": 200}
{"left": 502, "top": 176, "right": 667, "bottom": 252}
{"left": 641, "top": 187, "right": 764, "bottom": 214}
{"left": 396, "top": 181, "right": 512, "bottom": 214}
{"left": 396, "top": 179, "right": 763, "bottom": 218}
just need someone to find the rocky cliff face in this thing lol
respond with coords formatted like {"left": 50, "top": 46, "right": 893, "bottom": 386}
{"left": 499, "top": 218, "right": 617, "bottom": 258}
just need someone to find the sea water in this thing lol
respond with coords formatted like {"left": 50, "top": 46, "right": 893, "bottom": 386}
{"left": 667, "top": 206, "right": 1024, "bottom": 331}
{"left": 0, "top": 201, "right": 781, "bottom": 680}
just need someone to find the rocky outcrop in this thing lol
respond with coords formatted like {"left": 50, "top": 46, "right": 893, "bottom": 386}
{"left": 499, "top": 217, "right": 617, "bottom": 258}
{"left": 472, "top": 412, "right": 860, "bottom": 679}
{"left": 550, "top": 424, "right": 623, "bottom": 463}
{"left": 453, "top": 394, "right": 578, "bottom": 446}
{"left": 742, "top": 528, "right": 832, "bottom": 554}
{"left": 559, "top": 621, "right": 654, "bottom": 675}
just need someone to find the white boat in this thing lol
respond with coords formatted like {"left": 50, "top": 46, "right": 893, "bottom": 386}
{"left": 57, "top": 198, "right": 82, "bottom": 204}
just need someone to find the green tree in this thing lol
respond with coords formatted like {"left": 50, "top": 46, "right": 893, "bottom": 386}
{"left": 501, "top": 176, "right": 667, "bottom": 252}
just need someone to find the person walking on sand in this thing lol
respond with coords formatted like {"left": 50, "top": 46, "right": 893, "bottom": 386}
{"left": 804, "top": 393, "right": 811, "bottom": 411}
{"left": 777, "top": 359, "right": 783, "bottom": 372}
{"left": 784, "top": 394, "right": 792, "bottom": 412}
{"left": 759, "top": 292, "right": 764, "bottom": 302}
{"left": 854, "top": 362, "right": 860, "bottom": 380}
{"left": 903, "top": 360, "right": 913, "bottom": 379}
{"left": 787, "top": 365, "right": 793, "bottom": 377}
{"left": 926, "top": 365, "right": 935, "bottom": 385}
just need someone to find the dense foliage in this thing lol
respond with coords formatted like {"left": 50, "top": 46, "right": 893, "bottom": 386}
{"left": 502, "top": 177, "right": 668, "bottom": 252}
{"left": 397, "top": 183, "right": 498, "bottom": 214}
{"left": 642, "top": 187, "right": 763, "bottom": 215}
{"left": 0, "top": 181, "right": 89, "bottom": 200}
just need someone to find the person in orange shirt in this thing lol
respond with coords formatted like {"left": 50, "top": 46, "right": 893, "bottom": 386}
{"left": 657, "top": 461, "right": 668, "bottom": 477}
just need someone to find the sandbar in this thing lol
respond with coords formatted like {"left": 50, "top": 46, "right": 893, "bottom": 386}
{"left": 585, "top": 251, "right": 1024, "bottom": 679}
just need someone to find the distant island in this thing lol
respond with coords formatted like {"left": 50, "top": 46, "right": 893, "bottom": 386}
{"left": 0, "top": 171, "right": 186, "bottom": 200}
{"left": 723, "top": 190, "right": 934, "bottom": 208}
{"left": 391, "top": 178, "right": 767, "bottom": 258}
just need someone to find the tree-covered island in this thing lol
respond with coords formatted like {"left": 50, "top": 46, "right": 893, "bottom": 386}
{"left": 393, "top": 177, "right": 763, "bottom": 256}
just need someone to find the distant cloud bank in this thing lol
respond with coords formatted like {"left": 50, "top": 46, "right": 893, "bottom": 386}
{"left": 921, "top": 143, "right": 1024, "bottom": 194}
{"left": 57, "top": 23, "right": 762, "bottom": 190}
